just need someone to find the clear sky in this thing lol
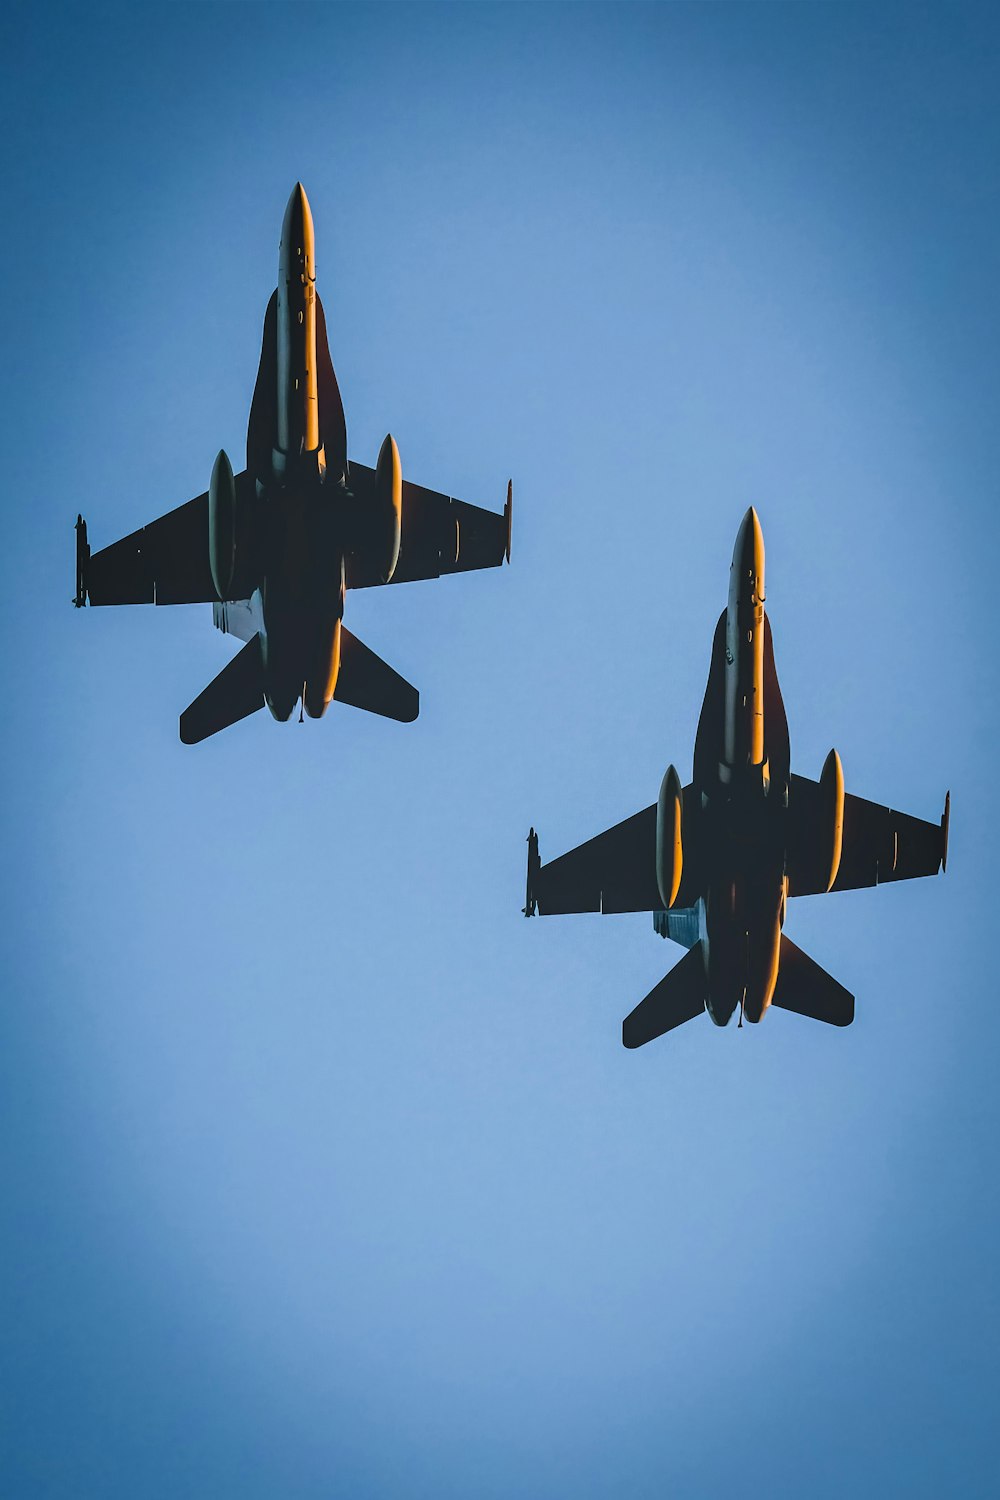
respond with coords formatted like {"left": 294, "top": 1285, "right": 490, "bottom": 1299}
{"left": 1, "top": 3, "right": 997, "bottom": 1496}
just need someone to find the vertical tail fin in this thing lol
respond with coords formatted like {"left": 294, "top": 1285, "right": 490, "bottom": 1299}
{"left": 622, "top": 942, "right": 707, "bottom": 1049}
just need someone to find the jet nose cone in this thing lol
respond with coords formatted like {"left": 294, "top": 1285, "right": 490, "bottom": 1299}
{"left": 732, "top": 506, "right": 765, "bottom": 598}
{"left": 739, "top": 504, "right": 762, "bottom": 547}
{"left": 280, "top": 182, "right": 316, "bottom": 276}
{"left": 282, "top": 181, "right": 311, "bottom": 233}
{"left": 286, "top": 180, "right": 309, "bottom": 215}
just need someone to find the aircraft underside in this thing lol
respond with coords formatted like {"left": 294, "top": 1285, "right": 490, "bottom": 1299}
{"left": 74, "top": 184, "right": 512, "bottom": 745}
{"left": 524, "top": 509, "right": 949, "bottom": 1047}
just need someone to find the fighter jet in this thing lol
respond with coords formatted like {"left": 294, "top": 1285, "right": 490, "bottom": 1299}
{"left": 524, "top": 508, "right": 949, "bottom": 1046}
{"left": 73, "top": 184, "right": 512, "bottom": 743}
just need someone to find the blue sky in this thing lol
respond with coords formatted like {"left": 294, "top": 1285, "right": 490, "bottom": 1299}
{"left": 1, "top": 3, "right": 997, "bottom": 1495}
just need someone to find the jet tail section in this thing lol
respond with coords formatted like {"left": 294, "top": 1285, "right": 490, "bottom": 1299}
{"left": 770, "top": 934, "right": 854, "bottom": 1026}
{"left": 179, "top": 634, "right": 265, "bottom": 744}
{"left": 333, "top": 626, "right": 419, "bottom": 722}
{"left": 622, "top": 942, "right": 707, "bottom": 1048}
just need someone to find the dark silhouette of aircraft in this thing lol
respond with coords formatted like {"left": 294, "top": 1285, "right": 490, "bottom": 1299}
{"left": 74, "top": 184, "right": 511, "bottom": 743}
{"left": 524, "top": 508, "right": 949, "bottom": 1046}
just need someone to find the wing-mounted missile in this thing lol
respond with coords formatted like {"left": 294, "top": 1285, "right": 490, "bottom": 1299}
{"left": 656, "top": 765, "right": 685, "bottom": 910}
{"left": 209, "top": 450, "right": 259, "bottom": 601}
{"left": 372, "top": 434, "right": 403, "bottom": 583}
{"left": 504, "top": 479, "right": 513, "bottom": 565}
{"left": 818, "top": 748, "right": 845, "bottom": 892}
{"left": 524, "top": 827, "right": 541, "bottom": 916}
{"left": 941, "top": 790, "right": 950, "bottom": 873}
{"left": 74, "top": 514, "right": 90, "bottom": 606}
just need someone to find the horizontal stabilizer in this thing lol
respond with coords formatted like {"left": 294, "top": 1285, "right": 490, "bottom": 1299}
{"left": 179, "top": 634, "right": 265, "bottom": 744}
{"left": 334, "top": 627, "right": 419, "bottom": 722}
{"left": 770, "top": 934, "right": 854, "bottom": 1026}
{"left": 622, "top": 942, "right": 707, "bottom": 1049}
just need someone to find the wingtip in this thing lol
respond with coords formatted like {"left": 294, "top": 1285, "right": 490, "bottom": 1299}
{"left": 504, "top": 479, "right": 513, "bottom": 564}
{"left": 390, "top": 689, "right": 420, "bottom": 725}
{"left": 74, "top": 514, "right": 90, "bottom": 607}
{"left": 941, "top": 790, "right": 951, "bottom": 873}
{"left": 179, "top": 708, "right": 210, "bottom": 745}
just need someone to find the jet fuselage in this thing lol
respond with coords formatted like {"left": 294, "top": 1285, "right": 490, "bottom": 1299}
{"left": 243, "top": 184, "right": 352, "bottom": 723}
{"left": 76, "top": 182, "right": 510, "bottom": 743}
{"left": 692, "top": 508, "right": 789, "bottom": 1025}
{"left": 526, "top": 507, "right": 948, "bottom": 1044}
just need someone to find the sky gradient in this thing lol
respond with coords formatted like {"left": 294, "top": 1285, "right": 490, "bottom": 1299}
{"left": 1, "top": 4, "right": 997, "bottom": 1496}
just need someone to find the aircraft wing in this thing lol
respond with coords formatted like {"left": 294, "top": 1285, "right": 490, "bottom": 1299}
{"left": 79, "top": 470, "right": 259, "bottom": 606}
{"left": 345, "top": 466, "right": 511, "bottom": 589}
{"left": 526, "top": 806, "right": 659, "bottom": 915}
{"left": 81, "top": 493, "right": 214, "bottom": 605}
{"left": 525, "top": 792, "right": 699, "bottom": 916}
{"left": 786, "top": 774, "right": 949, "bottom": 897}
